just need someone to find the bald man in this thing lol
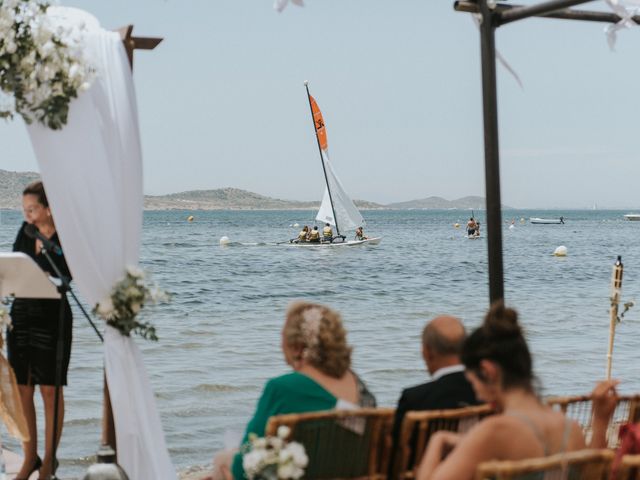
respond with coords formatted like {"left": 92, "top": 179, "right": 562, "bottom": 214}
{"left": 389, "top": 315, "right": 479, "bottom": 476}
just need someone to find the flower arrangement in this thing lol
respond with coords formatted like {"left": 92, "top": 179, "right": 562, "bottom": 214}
{"left": 242, "top": 426, "right": 308, "bottom": 480}
{"left": 93, "top": 266, "right": 169, "bottom": 341}
{"left": 0, "top": 0, "right": 94, "bottom": 130}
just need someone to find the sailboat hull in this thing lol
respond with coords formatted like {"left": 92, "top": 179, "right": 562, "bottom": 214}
{"left": 285, "top": 237, "right": 382, "bottom": 247}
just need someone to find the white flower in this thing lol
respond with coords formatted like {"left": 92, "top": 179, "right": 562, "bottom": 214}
{"left": 126, "top": 265, "right": 145, "bottom": 279}
{"left": 285, "top": 442, "right": 308, "bottom": 468}
{"left": 242, "top": 450, "right": 265, "bottom": 475}
{"left": 96, "top": 297, "right": 115, "bottom": 319}
{"left": 277, "top": 425, "right": 290, "bottom": 439}
{"left": 5, "top": 41, "right": 17, "bottom": 54}
{"left": 131, "top": 302, "right": 141, "bottom": 314}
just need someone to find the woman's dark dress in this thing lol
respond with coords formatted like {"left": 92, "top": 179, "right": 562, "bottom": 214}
{"left": 8, "top": 222, "right": 73, "bottom": 386}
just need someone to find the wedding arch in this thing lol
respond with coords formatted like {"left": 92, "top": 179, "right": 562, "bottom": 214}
{"left": 3, "top": 4, "right": 173, "bottom": 479}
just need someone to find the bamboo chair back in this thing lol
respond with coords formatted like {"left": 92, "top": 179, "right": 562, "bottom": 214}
{"left": 265, "top": 408, "right": 395, "bottom": 480}
{"left": 618, "top": 454, "right": 640, "bottom": 480}
{"left": 475, "top": 448, "right": 614, "bottom": 480}
{"left": 546, "top": 394, "right": 640, "bottom": 448}
{"left": 395, "top": 404, "right": 493, "bottom": 479}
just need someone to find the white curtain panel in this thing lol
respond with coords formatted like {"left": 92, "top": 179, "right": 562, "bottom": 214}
{"left": 25, "top": 8, "right": 175, "bottom": 479}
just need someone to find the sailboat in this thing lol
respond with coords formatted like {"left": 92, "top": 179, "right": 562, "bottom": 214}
{"left": 287, "top": 82, "right": 381, "bottom": 247}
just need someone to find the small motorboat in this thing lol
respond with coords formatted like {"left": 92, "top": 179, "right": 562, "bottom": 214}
{"left": 530, "top": 217, "right": 565, "bottom": 225}
{"left": 624, "top": 214, "right": 640, "bottom": 221}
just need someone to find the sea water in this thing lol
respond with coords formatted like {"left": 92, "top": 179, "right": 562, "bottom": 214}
{"left": 0, "top": 209, "right": 639, "bottom": 477}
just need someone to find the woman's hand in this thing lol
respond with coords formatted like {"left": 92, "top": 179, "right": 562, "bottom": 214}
{"left": 416, "top": 431, "right": 462, "bottom": 479}
{"left": 590, "top": 379, "right": 620, "bottom": 448}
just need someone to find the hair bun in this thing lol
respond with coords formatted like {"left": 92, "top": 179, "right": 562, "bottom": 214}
{"left": 482, "top": 300, "right": 521, "bottom": 339}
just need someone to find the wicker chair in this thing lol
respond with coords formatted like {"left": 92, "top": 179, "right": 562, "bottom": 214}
{"left": 618, "top": 454, "right": 640, "bottom": 480}
{"left": 394, "top": 404, "right": 493, "bottom": 479}
{"left": 475, "top": 448, "right": 615, "bottom": 480}
{"left": 265, "top": 407, "right": 395, "bottom": 480}
{"left": 546, "top": 394, "right": 640, "bottom": 448}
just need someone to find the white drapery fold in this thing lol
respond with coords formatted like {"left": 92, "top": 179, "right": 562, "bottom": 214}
{"left": 25, "top": 8, "right": 175, "bottom": 479}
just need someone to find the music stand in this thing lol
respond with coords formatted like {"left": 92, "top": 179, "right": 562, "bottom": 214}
{"left": 0, "top": 253, "right": 60, "bottom": 300}
{"left": 0, "top": 252, "right": 63, "bottom": 478}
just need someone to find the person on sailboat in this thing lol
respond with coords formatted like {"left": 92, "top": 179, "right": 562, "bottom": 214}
{"left": 355, "top": 226, "right": 368, "bottom": 241}
{"left": 296, "top": 226, "right": 309, "bottom": 243}
{"left": 466, "top": 218, "right": 477, "bottom": 237}
{"left": 308, "top": 226, "right": 320, "bottom": 243}
{"left": 322, "top": 223, "right": 333, "bottom": 242}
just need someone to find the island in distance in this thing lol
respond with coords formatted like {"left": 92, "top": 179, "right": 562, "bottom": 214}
{"left": 0, "top": 169, "right": 496, "bottom": 211}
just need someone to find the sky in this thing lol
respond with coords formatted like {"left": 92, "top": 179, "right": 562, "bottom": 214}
{"left": 2, "top": 0, "right": 640, "bottom": 208}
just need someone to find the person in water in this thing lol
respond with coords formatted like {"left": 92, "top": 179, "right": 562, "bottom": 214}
{"left": 355, "top": 226, "right": 368, "bottom": 241}
{"left": 296, "top": 226, "right": 309, "bottom": 243}
{"left": 308, "top": 226, "right": 320, "bottom": 242}
{"left": 322, "top": 223, "right": 333, "bottom": 241}
{"left": 474, "top": 222, "right": 481, "bottom": 237}
{"left": 466, "top": 218, "right": 477, "bottom": 237}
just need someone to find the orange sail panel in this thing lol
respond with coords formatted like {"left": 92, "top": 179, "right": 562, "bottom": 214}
{"left": 310, "top": 95, "right": 328, "bottom": 150}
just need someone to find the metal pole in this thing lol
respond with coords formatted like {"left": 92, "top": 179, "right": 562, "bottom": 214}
{"left": 479, "top": 0, "right": 504, "bottom": 303}
{"left": 498, "top": 0, "right": 597, "bottom": 25}
{"left": 455, "top": 1, "right": 637, "bottom": 24}
{"left": 303, "top": 82, "right": 341, "bottom": 237}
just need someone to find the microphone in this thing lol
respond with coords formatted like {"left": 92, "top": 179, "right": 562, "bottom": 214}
{"left": 24, "top": 224, "right": 63, "bottom": 256}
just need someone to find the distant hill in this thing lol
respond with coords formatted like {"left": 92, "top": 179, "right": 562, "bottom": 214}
{"left": 387, "top": 195, "right": 509, "bottom": 210}
{"left": 0, "top": 169, "right": 40, "bottom": 208}
{"left": 0, "top": 169, "right": 499, "bottom": 210}
{"left": 144, "top": 188, "right": 385, "bottom": 210}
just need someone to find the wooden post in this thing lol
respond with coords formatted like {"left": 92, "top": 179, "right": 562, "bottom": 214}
{"left": 606, "top": 256, "right": 623, "bottom": 379}
{"left": 101, "top": 25, "right": 163, "bottom": 456}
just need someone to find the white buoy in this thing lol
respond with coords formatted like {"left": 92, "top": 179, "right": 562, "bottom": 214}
{"left": 509, "top": 224, "right": 515, "bottom": 230}
{"left": 219, "top": 236, "right": 230, "bottom": 246}
{"left": 553, "top": 245, "right": 567, "bottom": 257}
{"left": 293, "top": 223, "right": 300, "bottom": 227}
{"left": 520, "top": 218, "right": 525, "bottom": 223}
{"left": 187, "top": 215, "right": 194, "bottom": 222}
{"left": 454, "top": 223, "right": 460, "bottom": 228}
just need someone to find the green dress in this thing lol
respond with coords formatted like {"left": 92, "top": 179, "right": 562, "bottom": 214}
{"left": 231, "top": 371, "right": 375, "bottom": 479}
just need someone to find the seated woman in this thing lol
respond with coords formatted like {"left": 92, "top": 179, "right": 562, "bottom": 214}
{"left": 416, "top": 301, "right": 587, "bottom": 480}
{"left": 208, "top": 301, "right": 376, "bottom": 480}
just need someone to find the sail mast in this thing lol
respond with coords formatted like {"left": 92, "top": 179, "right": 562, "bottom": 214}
{"left": 304, "top": 81, "right": 340, "bottom": 236}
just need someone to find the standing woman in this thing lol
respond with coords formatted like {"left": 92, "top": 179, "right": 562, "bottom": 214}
{"left": 9, "top": 181, "right": 72, "bottom": 480}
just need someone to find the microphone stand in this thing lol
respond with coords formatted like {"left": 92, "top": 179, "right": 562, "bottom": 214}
{"left": 38, "top": 246, "right": 103, "bottom": 480}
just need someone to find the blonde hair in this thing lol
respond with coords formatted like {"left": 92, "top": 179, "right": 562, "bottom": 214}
{"left": 284, "top": 301, "right": 352, "bottom": 378}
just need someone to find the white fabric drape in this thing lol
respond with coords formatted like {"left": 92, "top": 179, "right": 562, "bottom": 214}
{"left": 25, "top": 8, "right": 175, "bottom": 479}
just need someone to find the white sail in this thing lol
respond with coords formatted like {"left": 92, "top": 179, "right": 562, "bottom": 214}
{"left": 315, "top": 150, "right": 364, "bottom": 234}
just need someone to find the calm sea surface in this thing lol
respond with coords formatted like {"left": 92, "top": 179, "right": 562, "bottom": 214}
{"left": 1, "top": 209, "right": 639, "bottom": 477}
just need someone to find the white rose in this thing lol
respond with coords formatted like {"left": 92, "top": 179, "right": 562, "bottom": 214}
{"left": 96, "top": 298, "right": 115, "bottom": 318}
{"left": 277, "top": 425, "right": 290, "bottom": 439}
{"left": 126, "top": 265, "right": 144, "bottom": 278}
{"left": 253, "top": 437, "right": 267, "bottom": 449}
{"left": 242, "top": 450, "right": 264, "bottom": 476}
{"left": 286, "top": 442, "right": 308, "bottom": 468}
{"left": 277, "top": 462, "right": 297, "bottom": 479}
{"left": 5, "top": 41, "right": 16, "bottom": 54}
{"left": 131, "top": 302, "right": 141, "bottom": 314}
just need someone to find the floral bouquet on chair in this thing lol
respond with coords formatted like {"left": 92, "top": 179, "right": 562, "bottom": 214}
{"left": 242, "top": 426, "right": 308, "bottom": 480}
